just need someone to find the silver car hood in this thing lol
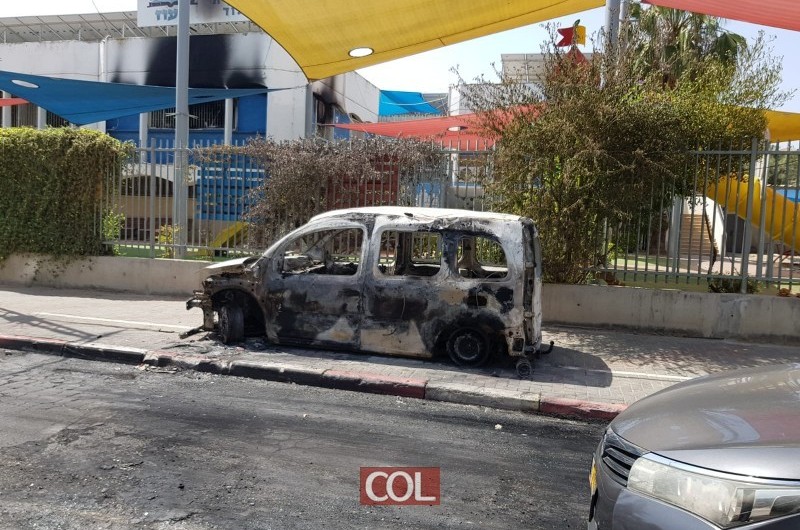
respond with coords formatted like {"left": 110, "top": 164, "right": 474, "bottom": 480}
{"left": 611, "top": 363, "right": 800, "bottom": 479}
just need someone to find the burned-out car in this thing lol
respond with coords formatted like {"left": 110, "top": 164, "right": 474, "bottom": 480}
{"left": 187, "top": 207, "right": 546, "bottom": 368}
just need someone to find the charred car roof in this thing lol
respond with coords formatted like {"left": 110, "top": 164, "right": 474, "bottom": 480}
{"left": 308, "top": 206, "right": 528, "bottom": 225}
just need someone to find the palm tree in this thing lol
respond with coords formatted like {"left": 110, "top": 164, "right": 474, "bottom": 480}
{"left": 627, "top": 2, "right": 746, "bottom": 86}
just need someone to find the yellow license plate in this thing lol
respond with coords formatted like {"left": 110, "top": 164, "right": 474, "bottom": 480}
{"left": 589, "top": 457, "right": 598, "bottom": 496}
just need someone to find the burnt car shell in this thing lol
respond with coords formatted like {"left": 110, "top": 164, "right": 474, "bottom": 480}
{"left": 187, "top": 206, "right": 544, "bottom": 367}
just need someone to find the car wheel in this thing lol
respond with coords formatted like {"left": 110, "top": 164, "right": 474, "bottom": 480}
{"left": 219, "top": 303, "right": 245, "bottom": 344}
{"left": 447, "top": 328, "right": 491, "bottom": 367}
{"left": 516, "top": 357, "right": 533, "bottom": 379}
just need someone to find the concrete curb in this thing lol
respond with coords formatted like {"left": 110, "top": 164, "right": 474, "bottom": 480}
{"left": 425, "top": 381, "right": 540, "bottom": 412}
{"left": 320, "top": 370, "right": 427, "bottom": 399}
{"left": 228, "top": 360, "right": 326, "bottom": 386}
{"left": 0, "top": 334, "right": 146, "bottom": 364}
{"left": 539, "top": 397, "right": 627, "bottom": 421}
{"left": 145, "top": 350, "right": 228, "bottom": 374}
{"left": 0, "top": 334, "right": 626, "bottom": 421}
{"left": 0, "top": 334, "right": 68, "bottom": 354}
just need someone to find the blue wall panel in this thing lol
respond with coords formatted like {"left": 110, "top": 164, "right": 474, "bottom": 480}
{"left": 238, "top": 94, "right": 267, "bottom": 134}
{"left": 105, "top": 94, "right": 269, "bottom": 221}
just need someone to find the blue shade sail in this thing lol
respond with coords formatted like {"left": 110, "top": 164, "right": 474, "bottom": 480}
{"left": 0, "top": 70, "right": 274, "bottom": 125}
{"left": 379, "top": 90, "right": 443, "bottom": 117}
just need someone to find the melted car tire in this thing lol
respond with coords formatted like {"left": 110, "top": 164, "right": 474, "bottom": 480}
{"left": 447, "top": 328, "right": 491, "bottom": 367}
{"left": 219, "top": 303, "right": 245, "bottom": 344}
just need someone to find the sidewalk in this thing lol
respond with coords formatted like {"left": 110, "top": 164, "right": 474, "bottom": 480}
{"left": 2, "top": 285, "right": 798, "bottom": 421}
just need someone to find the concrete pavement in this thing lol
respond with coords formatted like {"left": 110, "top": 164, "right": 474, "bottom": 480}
{"left": 2, "top": 285, "right": 798, "bottom": 421}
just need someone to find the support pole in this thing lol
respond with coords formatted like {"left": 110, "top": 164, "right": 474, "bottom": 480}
{"left": 619, "top": 0, "right": 631, "bottom": 56}
{"left": 602, "top": 0, "right": 622, "bottom": 87}
{"left": 139, "top": 112, "right": 149, "bottom": 149}
{"left": 173, "top": 0, "right": 190, "bottom": 258}
{"left": 1, "top": 91, "right": 11, "bottom": 127}
{"left": 304, "top": 83, "right": 315, "bottom": 139}
{"left": 37, "top": 107, "right": 46, "bottom": 129}
{"left": 605, "top": 0, "right": 622, "bottom": 55}
{"left": 620, "top": 0, "right": 630, "bottom": 22}
{"left": 224, "top": 98, "right": 234, "bottom": 145}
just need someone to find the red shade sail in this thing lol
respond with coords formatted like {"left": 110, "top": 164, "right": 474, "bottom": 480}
{"left": 338, "top": 106, "right": 800, "bottom": 143}
{"left": 335, "top": 106, "right": 541, "bottom": 148}
{"left": 335, "top": 114, "right": 493, "bottom": 147}
{"left": 644, "top": 0, "right": 800, "bottom": 32}
{"left": 0, "top": 97, "right": 26, "bottom": 107}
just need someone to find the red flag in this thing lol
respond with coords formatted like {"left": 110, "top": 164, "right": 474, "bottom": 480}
{"left": 556, "top": 24, "right": 586, "bottom": 47}
{"left": 557, "top": 27, "right": 575, "bottom": 47}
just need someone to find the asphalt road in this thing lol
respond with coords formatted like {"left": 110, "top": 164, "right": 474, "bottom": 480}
{"left": 0, "top": 350, "right": 604, "bottom": 529}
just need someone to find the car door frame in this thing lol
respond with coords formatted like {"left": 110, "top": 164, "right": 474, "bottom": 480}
{"left": 261, "top": 219, "right": 367, "bottom": 350}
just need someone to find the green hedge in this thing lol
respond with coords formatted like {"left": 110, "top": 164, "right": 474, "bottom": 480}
{"left": 0, "top": 128, "right": 129, "bottom": 260}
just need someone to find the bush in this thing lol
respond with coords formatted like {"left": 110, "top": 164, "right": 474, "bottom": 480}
{"left": 156, "top": 223, "right": 180, "bottom": 258}
{"left": 707, "top": 278, "right": 761, "bottom": 294}
{"left": 0, "top": 128, "right": 130, "bottom": 260}
{"left": 194, "top": 138, "right": 440, "bottom": 248}
{"left": 460, "top": 22, "right": 784, "bottom": 284}
{"left": 101, "top": 207, "right": 126, "bottom": 256}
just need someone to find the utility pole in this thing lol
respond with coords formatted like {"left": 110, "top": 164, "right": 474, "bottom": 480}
{"left": 603, "top": 0, "right": 629, "bottom": 84}
{"left": 605, "top": 0, "right": 622, "bottom": 57}
{"left": 173, "top": 0, "right": 190, "bottom": 258}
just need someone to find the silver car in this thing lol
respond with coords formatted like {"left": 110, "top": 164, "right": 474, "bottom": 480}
{"left": 589, "top": 364, "right": 800, "bottom": 529}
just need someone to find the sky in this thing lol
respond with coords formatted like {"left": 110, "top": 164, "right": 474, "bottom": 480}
{"left": 2, "top": 1, "right": 799, "bottom": 112}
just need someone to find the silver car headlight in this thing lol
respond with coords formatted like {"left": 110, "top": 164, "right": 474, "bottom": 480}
{"left": 628, "top": 454, "right": 800, "bottom": 528}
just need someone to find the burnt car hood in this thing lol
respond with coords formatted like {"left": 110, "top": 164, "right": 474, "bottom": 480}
{"left": 201, "top": 256, "right": 258, "bottom": 276}
{"left": 611, "top": 363, "right": 800, "bottom": 479}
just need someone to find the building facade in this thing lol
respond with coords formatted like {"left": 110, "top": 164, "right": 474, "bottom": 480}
{"left": 0, "top": 11, "right": 380, "bottom": 145}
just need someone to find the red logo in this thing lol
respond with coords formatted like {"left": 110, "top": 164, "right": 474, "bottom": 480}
{"left": 360, "top": 467, "right": 441, "bottom": 505}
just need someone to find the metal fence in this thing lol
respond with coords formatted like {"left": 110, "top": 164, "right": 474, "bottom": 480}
{"left": 104, "top": 140, "right": 265, "bottom": 259}
{"left": 102, "top": 138, "right": 800, "bottom": 291}
{"left": 596, "top": 140, "right": 800, "bottom": 292}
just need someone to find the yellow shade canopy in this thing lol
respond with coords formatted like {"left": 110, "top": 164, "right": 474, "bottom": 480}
{"left": 766, "top": 110, "right": 800, "bottom": 142}
{"left": 224, "top": 0, "right": 604, "bottom": 80}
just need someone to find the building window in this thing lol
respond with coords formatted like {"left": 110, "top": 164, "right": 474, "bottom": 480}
{"left": 46, "top": 112, "right": 70, "bottom": 128}
{"left": 150, "top": 100, "right": 233, "bottom": 130}
{"left": 11, "top": 104, "right": 36, "bottom": 127}
{"left": 10, "top": 105, "right": 70, "bottom": 127}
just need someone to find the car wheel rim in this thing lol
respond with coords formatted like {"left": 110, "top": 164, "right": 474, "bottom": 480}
{"left": 453, "top": 332, "right": 483, "bottom": 362}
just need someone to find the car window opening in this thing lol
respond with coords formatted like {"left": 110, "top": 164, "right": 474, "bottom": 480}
{"left": 282, "top": 227, "right": 363, "bottom": 276}
{"left": 456, "top": 235, "right": 508, "bottom": 280}
{"left": 378, "top": 230, "right": 441, "bottom": 277}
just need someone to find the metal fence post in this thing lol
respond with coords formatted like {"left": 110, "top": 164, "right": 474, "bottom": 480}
{"left": 741, "top": 138, "right": 758, "bottom": 293}
{"left": 149, "top": 139, "right": 156, "bottom": 258}
{"left": 755, "top": 140, "right": 769, "bottom": 282}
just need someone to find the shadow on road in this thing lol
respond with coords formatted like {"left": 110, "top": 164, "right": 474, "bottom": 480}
{"left": 546, "top": 325, "right": 800, "bottom": 378}
{"left": 181, "top": 331, "right": 615, "bottom": 387}
{"left": 0, "top": 285, "right": 185, "bottom": 303}
{"left": 0, "top": 307, "right": 126, "bottom": 342}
